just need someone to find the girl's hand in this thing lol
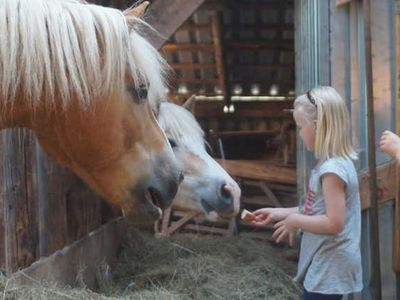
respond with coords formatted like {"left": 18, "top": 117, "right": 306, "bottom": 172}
{"left": 272, "top": 214, "right": 299, "bottom": 246}
{"left": 380, "top": 130, "right": 400, "bottom": 162}
{"left": 251, "top": 208, "right": 291, "bottom": 226}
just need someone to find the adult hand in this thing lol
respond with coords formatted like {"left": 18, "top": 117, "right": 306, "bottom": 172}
{"left": 380, "top": 130, "right": 400, "bottom": 162}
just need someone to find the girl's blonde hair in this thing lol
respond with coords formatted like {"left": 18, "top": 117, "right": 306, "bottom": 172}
{"left": 293, "top": 86, "right": 357, "bottom": 160}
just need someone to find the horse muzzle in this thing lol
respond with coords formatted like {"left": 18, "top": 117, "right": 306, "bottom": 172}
{"left": 127, "top": 169, "right": 183, "bottom": 224}
{"left": 200, "top": 181, "right": 241, "bottom": 219}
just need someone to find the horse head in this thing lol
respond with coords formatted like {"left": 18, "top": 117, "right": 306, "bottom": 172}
{"left": 0, "top": 1, "right": 182, "bottom": 223}
{"left": 156, "top": 98, "right": 241, "bottom": 221}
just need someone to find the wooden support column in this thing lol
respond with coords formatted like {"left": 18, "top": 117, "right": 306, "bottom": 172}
{"left": 363, "top": 0, "right": 382, "bottom": 298}
{"left": 0, "top": 132, "right": 5, "bottom": 269}
{"left": 336, "top": 0, "right": 353, "bottom": 7}
{"left": 271, "top": 0, "right": 287, "bottom": 92}
{"left": 393, "top": 0, "right": 400, "bottom": 275}
{"left": 209, "top": 10, "right": 230, "bottom": 104}
{"left": 144, "top": 0, "right": 207, "bottom": 49}
{"left": 36, "top": 144, "right": 68, "bottom": 257}
{"left": 3, "top": 129, "right": 38, "bottom": 272}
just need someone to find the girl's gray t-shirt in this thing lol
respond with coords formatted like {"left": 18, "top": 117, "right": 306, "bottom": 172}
{"left": 294, "top": 157, "right": 363, "bottom": 294}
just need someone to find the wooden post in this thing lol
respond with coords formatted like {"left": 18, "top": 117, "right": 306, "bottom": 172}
{"left": 3, "top": 129, "right": 38, "bottom": 272}
{"left": 144, "top": 0, "right": 207, "bottom": 49}
{"left": 36, "top": 144, "right": 68, "bottom": 257}
{"left": 393, "top": 0, "right": 400, "bottom": 276}
{"left": 363, "top": 0, "right": 382, "bottom": 298}
{"left": 0, "top": 132, "right": 5, "bottom": 269}
{"left": 209, "top": 10, "right": 230, "bottom": 107}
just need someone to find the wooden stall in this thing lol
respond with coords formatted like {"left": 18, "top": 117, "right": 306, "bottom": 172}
{"left": 0, "top": 129, "right": 111, "bottom": 273}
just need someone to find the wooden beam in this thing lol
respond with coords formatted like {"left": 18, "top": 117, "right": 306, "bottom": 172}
{"left": 210, "top": 129, "right": 279, "bottom": 139}
{"left": 202, "top": 1, "right": 294, "bottom": 11}
{"left": 363, "top": 0, "right": 382, "bottom": 296}
{"left": 193, "top": 100, "right": 294, "bottom": 118}
{"left": 0, "top": 133, "right": 4, "bottom": 269}
{"left": 3, "top": 130, "right": 38, "bottom": 272}
{"left": 394, "top": 0, "right": 400, "bottom": 273}
{"left": 224, "top": 24, "right": 294, "bottom": 31}
{"left": 216, "top": 159, "right": 297, "bottom": 185}
{"left": 166, "top": 211, "right": 200, "bottom": 236}
{"left": 229, "top": 41, "right": 294, "bottom": 50}
{"left": 336, "top": 0, "right": 353, "bottom": 7}
{"left": 160, "top": 207, "right": 172, "bottom": 235}
{"left": 209, "top": 10, "right": 228, "bottom": 103}
{"left": 163, "top": 42, "right": 295, "bottom": 53}
{"left": 168, "top": 91, "right": 292, "bottom": 101}
{"left": 179, "top": 23, "right": 211, "bottom": 31}
{"left": 170, "top": 77, "right": 219, "bottom": 84}
{"left": 162, "top": 43, "right": 214, "bottom": 52}
{"left": 272, "top": 0, "right": 288, "bottom": 81}
{"left": 231, "top": 79, "right": 295, "bottom": 85}
{"left": 394, "top": 160, "right": 400, "bottom": 272}
{"left": 169, "top": 63, "right": 215, "bottom": 70}
{"left": 232, "top": 64, "right": 294, "bottom": 71}
{"left": 144, "top": 0, "right": 207, "bottom": 49}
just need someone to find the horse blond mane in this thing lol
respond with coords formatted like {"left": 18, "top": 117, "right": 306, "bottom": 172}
{"left": 157, "top": 102, "right": 206, "bottom": 153}
{"left": 0, "top": 0, "right": 168, "bottom": 110}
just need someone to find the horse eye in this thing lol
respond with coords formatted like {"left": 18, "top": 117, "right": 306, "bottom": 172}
{"left": 137, "top": 84, "right": 148, "bottom": 101}
{"left": 127, "top": 84, "right": 148, "bottom": 104}
{"left": 168, "top": 138, "right": 177, "bottom": 148}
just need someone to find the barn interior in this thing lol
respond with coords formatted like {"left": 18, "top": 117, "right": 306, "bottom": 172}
{"left": 101, "top": 0, "right": 298, "bottom": 236}
{"left": 163, "top": 0, "right": 296, "bottom": 162}
{"left": 130, "top": 0, "right": 297, "bottom": 238}
{"left": 2, "top": 1, "right": 399, "bottom": 299}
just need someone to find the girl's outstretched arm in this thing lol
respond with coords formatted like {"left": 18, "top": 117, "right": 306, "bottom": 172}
{"left": 251, "top": 207, "right": 299, "bottom": 227}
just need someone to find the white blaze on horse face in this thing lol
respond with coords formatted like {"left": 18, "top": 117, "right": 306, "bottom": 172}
{"left": 157, "top": 102, "right": 241, "bottom": 220}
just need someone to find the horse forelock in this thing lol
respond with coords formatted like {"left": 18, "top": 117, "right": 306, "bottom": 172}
{"left": 0, "top": 0, "right": 167, "bottom": 111}
{"left": 158, "top": 102, "right": 206, "bottom": 154}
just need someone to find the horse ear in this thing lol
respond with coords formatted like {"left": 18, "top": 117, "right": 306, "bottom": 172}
{"left": 182, "top": 95, "right": 196, "bottom": 112}
{"left": 124, "top": 1, "right": 150, "bottom": 29}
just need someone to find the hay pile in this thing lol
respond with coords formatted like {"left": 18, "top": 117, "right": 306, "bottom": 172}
{"left": 0, "top": 231, "right": 301, "bottom": 300}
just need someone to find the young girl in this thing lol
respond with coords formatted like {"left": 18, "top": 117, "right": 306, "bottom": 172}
{"left": 252, "top": 86, "right": 362, "bottom": 300}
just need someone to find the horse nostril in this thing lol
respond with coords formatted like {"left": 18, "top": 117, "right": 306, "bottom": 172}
{"left": 218, "top": 184, "right": 234, "bottom": 214}
{"left": 178, "top": 171, "right": 184, "bottom": 183}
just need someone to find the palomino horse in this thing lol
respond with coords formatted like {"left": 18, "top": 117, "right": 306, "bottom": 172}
{"left": 156, "top": 98, "right": 241, "bottom": 222}
{"left": 0, "top": 0, "right": 182, "bottom": 223}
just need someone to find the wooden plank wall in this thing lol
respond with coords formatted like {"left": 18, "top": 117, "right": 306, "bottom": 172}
{"left": 0, "top": 133, "right": 5, "bottom": 269}
{"left": 394, "top": 0, "right": 400, "bottom": 274}
{"left": 330, "top": 2, "right": 397, "bottom": 299}
{"left": 35, "top": 148, "right": 106, "bottom": 257}
{"left": 0, "top": 129, "right": 109, "bottom": 272}
{"left": 2, "top": 130, "right": 38, "bottom": 271}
